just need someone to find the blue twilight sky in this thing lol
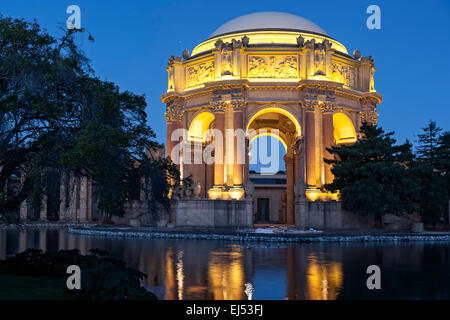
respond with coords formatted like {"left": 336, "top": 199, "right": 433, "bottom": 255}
{"left": 1, "top": 0, "right": 449, "bottom": 150}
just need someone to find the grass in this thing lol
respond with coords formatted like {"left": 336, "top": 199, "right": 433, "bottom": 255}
{"left": 0, "top": 274, "right": 69, "bottom": 300}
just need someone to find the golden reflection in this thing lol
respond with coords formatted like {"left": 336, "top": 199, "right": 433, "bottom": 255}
{"left": 176, "top": 251, "right": 185, "bottom": 300}
{"left": 306, "top": 255, "right": 343, "bottom": 300}
{"left": 165, "top": 248, "right": 176, "bottom": 300}
{"left": 208, "top": 245, "right": 245, "bottom": 300}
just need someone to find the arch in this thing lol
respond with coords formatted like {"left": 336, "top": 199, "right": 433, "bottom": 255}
{"left": 248, "top": 130, "right": 288, "bottom": 151}
{"left": 246, "top": 106, "right": 301, "bottom": 136}
{"left": 188, "top": 111, "right": 215, "bottom": 142}
{"left": 333, "top": 112, "right": 357, "bottom": 144}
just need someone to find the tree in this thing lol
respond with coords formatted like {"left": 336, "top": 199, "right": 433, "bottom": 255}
{"left": 0, "top": 16, "right": 88, "bottom": 215}
{"left": 0, "top": 15, "right": 179, "bottom": 219}
{"left": 324, "top": 123, "right": 419, "bottom": 225}
{"left": 436, "top": 131, "right": 450, "bottom": 224}
{"left": 412, "top": 122, "right": 448, "bottom": 225}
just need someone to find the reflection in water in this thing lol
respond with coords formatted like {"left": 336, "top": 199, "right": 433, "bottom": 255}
{"left": 1, "top": 228, "right": 450, "bottom": 300}
{"left": 306, "top": 255, "right": 343, "bottom": 300}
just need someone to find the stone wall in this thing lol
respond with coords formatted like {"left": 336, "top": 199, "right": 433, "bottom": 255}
{"left": 111, "top": 200, "right": 170, "bottom": 227}
{"left": 174, "top": 199, "right": 253, "bottom": 228}
{"left": 295, "top": 199, "right": 376, "bottom": 229}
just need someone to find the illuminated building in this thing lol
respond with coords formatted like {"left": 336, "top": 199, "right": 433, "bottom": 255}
{"left": 162, "top": 12, "right": 382, "bottom": 228}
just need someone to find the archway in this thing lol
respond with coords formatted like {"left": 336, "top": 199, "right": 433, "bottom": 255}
{"left": 188, "top": 111, "right": 215, "bottom": 142}
{"left": 333, "top": 113, "right": 356, "bottom": 144}
{"left": 246, "top": 108, "right": 300, "bottom": 225}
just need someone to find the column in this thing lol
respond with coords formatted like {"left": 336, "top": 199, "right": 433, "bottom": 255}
{"left": 213, "top": 109, "right": 225, "bottom": 186}
{"left": 40, "top": 193, "right": 48, "bottom": 221}
{"left": 322, "top": 107, "right": 334, "bottom": 185}
{"left": 79, "top": 176, "right": 89, "bottom": 222}
{"left": 59, "top": 171, "right": 67, "bottom": 221}
{"left": 304, "top": 104, "right": 317, "bottom": 187}
{"left": 225, "top": 105, "right": 234, "bottom": 186}
{"left": 284, "top": 154, "right": 295, "bottom": 225}
{"left": 208, "top": 103, "right": 226, "bottom": 199}
{"left": 233, "top": 106, "right": 244, "bottom": 186}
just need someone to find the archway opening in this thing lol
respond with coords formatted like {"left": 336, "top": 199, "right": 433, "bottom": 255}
{"left": 333, "top": 113, "right": 356, "bottom": 144}
{"left": 249, "top": 135, "right": 287, "bottom": 224}
{"left": 246, "top": 108, "right": 299, "bottom": 225}
{"left": 188, "top": 112, "right": 215, "bottom": 142}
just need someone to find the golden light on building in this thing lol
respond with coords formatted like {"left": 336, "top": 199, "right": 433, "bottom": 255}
{"left": 162, "top": 11, "right": 382, "bottom": 228}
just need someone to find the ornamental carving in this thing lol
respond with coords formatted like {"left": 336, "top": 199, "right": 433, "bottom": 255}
{"left": 186, "top": 61, "right": 215, "bottom": 88}
{"left": 331, "top": 62, "right": 356, "bottom": 88}
{"left": 210, "top": 101, "right": 228, "bottom": 113}
{"left": 230, "top": 100, "right": 245, "bottom": 111}
{"left": 360, "top": 98, "right": 378, "bottom": 124}
{"left": 303, "top": 100, "right": 316, "bottom": 112}
{"left": 319, "top": 102, "right": 335, "bottom": 113}
{"left": 164, "top": 97, "right": 184, "bottom": 121}
{"left": 360, "top": 109, "right": 378, "bottom": 125}
{"left": 248, "top": 55, "right": 298, "bottom": 78}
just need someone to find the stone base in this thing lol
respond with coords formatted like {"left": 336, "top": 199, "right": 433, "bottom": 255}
{"left": 295, "top": 198, "right": 376, "bottom": 229}
{"left": 174, "top": 199, "right": 253, "bottom": 228}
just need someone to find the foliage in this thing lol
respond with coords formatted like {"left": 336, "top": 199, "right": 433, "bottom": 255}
{"left": 0, "top": 15, "right": 180, "bottom": 218}
{"left": 0, "top": 248, "right": 157, "bottom": 300}
{"left": 324, "top": 123, "right": 420, "bottom": 223}
{"left": 411, "top": 122, "right": 449, "bottom": 224}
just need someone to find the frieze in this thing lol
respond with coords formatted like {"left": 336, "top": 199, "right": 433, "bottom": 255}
{"left": 248, "top": 55, "right": 298, "bottom": 79}
{"left": 332, "top": 62, "right": 357, "bottom": 88}
{"left": 186, "top": 61, "right": 215, "bottom": 88}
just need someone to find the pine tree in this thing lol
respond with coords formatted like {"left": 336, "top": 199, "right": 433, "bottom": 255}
{"left": 324, "top": 123, "right": 419, "bottom": 226}
{"left": 412, "top": 121, "right": 447, "bottom": 226}
{"left": 416, "top": 121, "right": 441, "bottom": 166}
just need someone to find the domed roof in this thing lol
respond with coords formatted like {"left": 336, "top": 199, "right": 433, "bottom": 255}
{"left": 210, "top": 12, "right": 328, "bottom": 38}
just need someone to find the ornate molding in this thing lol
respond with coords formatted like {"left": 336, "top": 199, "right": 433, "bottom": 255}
{"left": 164, "top": 97, "right": 185, "bottom": 121}
{"left": 303, "top": 100, "right": 316, "bottom": 112}
{"left": 359, "top": 97, "right": 378, "bottom": 124}
{"left": 230, "top": 99, "right": 245, "bottom": 111}
{"left": 319, "top": 102, "right": 335, "bottom": 113}
{"left": 210, "top": 101, "right": 228, "bottom": 113}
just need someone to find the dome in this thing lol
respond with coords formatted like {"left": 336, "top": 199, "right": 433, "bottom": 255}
{"left": 210, "top": 12, "right": 328, "bottom": 38}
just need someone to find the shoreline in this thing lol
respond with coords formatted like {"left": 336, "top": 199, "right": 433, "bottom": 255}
{"left": 68, "top": 226, "right": 450, "bottom": 243}
{"left": 2, "top": 223, "right": 450, "bottom": 243}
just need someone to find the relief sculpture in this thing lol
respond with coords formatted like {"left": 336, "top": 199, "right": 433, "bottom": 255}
{"left": 331, "top": 62, "right": 356, "bottom": 88}
{"left": 248, "top": 55, "right": 298, "bottom": 78}
{"left": 186, "top": 61, "right": 215, "bottom": 88}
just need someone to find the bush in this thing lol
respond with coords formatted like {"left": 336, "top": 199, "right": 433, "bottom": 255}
{"left": 0, "top": 249, "right": 157, "bottom": 300}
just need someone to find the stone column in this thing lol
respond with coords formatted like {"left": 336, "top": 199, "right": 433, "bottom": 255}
{"left": 39, "top": 229, "right": 47, "bottom": 251}
{"left": 40, "top": 193, "right": 48, "bottom": 221}
{"left": 166, "top": 121, "right": 177, "bottom": 160}
{"left": 304, "top": 103, "right": 317, "bottom": 187}
{"left": 224, "top": 104, "right": 234, "bottom": 187}
{"left": 59, "top": 171, "right": 68, "bottom": 221}
{"left": 19, "top": 170, "right": 28, "bottom": 221}
{"left": 284, "top": 154, "right": 295, "bottom": 225}
{"left": 232, "top": 104, "right": 244, "bottom": 187}
{"left": 230, "top": 101, "right": 245, "bottom": 199}
{"left": 79, "top": 176, "right": 89, "bottom": 222}
{"left": 165, "top": 98, "right": 184, "bottom": 162}
{"left": 322, "top": 105, "right": 334, "bottom": 185}
{"left": 213, "top": 107, "right": 225, "bottom": 187}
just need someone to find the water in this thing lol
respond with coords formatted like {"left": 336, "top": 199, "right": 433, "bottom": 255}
{"left": 0, "top": 228, "right": 449, "bottom": 300}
